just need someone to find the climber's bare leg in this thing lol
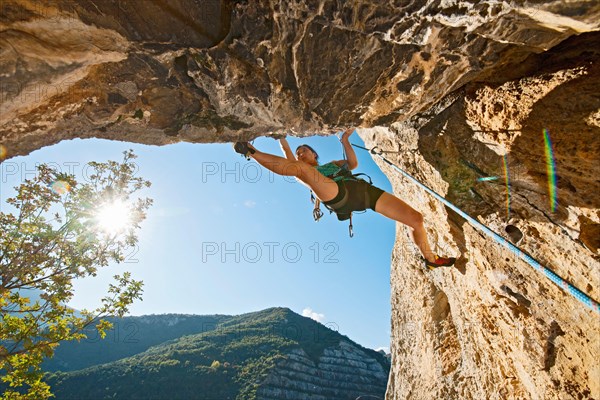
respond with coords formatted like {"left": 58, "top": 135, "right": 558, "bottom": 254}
{"left": 249, "top": 149, "right": 339, "bottom": 202}
{"left": 375, "top": 192, "right": 436, "bottom": 262}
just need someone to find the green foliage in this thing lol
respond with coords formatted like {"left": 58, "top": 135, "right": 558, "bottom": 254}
{"left": 235, "top": 353, "right": 286, "bottom": 400}
{"left": 0, "top": 150, "right": 152, "bottom": 399}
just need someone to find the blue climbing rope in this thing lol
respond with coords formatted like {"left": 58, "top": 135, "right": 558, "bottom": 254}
{"left": 353, "top": 143, "right": 600, "bottom": 315}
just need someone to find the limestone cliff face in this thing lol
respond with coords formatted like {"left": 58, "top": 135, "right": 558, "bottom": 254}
{"left": 1, "top": 1, "right": 599, "bottom": 399}
{"left": 361, "top": 41, "right": 600, "bottom": 397}
{"left": 258, "top": 342, "right": 388, "bottom": 399}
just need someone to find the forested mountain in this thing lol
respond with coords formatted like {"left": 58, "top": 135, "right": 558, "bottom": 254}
{"left": 43, "top": 314, "right": 231, "bottom": 372}
{"left": 43, "top": 308, "right": 389, "bottom": 400}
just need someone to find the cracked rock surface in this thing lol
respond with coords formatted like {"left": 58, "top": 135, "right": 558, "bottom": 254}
{"left": 1, "top": 1, "right": 599, "bottom": 399}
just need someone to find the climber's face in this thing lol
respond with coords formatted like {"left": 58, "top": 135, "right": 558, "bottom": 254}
{"left": 295, "top": 145, "right": 318, "bottom": 164}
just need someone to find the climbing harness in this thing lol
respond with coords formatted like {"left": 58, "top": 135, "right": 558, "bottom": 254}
{"left": 352, "top": 143, "right": 600, "bottom": 315}
{"left": 310, "top": 174, "right": 364, "bottom": 238}
{"left": 310, "top": 134, "right": 372, "bottom": 238}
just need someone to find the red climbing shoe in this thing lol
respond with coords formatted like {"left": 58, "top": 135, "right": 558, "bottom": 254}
{"left": 233, "top": 142, "right": 256, "bottom": 159}
{"left": 423, "top": 255, "right": 456, "bottom": 270}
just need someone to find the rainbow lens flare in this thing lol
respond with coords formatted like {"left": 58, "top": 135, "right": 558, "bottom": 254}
{"left": 477, "top": 176, "right": 499, "bottom": 182}
{"left": 543, "top": 128, "right": 557, "bottom": 212}
{"left": 50, "top": 180, "right": 71, "bottom": 195}
{"left": 503, "top": 154, "right": 511, "bottom": 219}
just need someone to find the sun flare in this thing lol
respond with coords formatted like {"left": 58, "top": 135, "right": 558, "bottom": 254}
{"left": 96, "top": 199, "right": 132, "bottom": 234}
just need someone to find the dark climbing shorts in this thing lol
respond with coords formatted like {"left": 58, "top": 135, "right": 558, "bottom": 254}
{"left": 322, "top": 179, "right": 385, "bottom": 221}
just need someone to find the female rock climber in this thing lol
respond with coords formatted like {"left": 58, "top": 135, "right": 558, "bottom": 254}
{"left": 233, "top": 128, "right": 456, "bottom": 269}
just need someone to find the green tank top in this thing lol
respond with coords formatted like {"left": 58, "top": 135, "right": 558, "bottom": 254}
{"left": 316, "top": 162, "right": 348, "bottom": 182}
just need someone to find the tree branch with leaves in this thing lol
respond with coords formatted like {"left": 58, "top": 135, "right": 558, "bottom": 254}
{"left": 0, "top": 150, "right": 152, "bottom": 399}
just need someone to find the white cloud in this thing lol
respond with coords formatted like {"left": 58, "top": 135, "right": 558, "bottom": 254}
{"left": 243, "top": 200, "right": 256, "bottom": 208}
{"left": 302, "top": 307, "right": 325, "bottom": 323}
{"left": 375, "top": 346, "right": 390, "bottom": 354}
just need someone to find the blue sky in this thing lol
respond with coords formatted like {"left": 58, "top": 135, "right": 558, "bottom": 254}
{"left": 0, "top": 133, "right": 396, "bottom": 351}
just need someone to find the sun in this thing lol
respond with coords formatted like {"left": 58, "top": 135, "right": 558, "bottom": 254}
{"left": 96, "top": 199, "right": 132, "bottom": 234}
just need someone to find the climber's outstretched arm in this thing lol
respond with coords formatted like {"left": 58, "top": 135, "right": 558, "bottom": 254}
{"left": 336, "top": 128, "right": 358, "bottom": 170}
{"left": 279, "top": 137, "right": 295, "bottom": 161}
{"left": 241, "top": 142, "right": 339, "bottom": 202}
